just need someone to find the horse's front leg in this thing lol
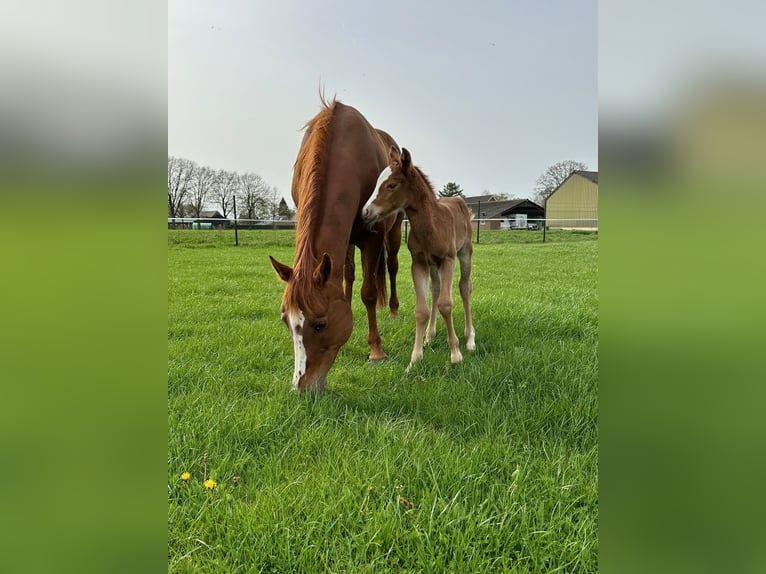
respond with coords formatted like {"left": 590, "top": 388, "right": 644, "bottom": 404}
{"left": 436, "top": 258, "right": 462, "bottom": 365}
{"left": 408, "top": 260, "right": 430, "bottom": 370}
{"left": 360, "top": 237, "right": 386, "bottom": 362}
{"left": 425, "top": 263, "right": 440, "bottom": 344}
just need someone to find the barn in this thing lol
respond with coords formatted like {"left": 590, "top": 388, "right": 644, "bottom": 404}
{"left": 545, "top": 171, "right": 598, "bottom": 230}
{"left": 463, "top": 197, "right": 545, "bottom": 230}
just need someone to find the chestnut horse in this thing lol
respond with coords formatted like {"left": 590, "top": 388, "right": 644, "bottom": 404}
{"left": 269, "top": 98, "right": 402, "bottom": 392}
{"left": 362, "top": 147, "right": 475, "bottom": 369}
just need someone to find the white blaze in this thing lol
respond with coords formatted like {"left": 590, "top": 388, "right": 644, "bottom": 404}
{"left": 288, "top": 308, "right": 306, "bottom": 389}
{"left": 363, "top": 166, "right": 392, "bottom": 214}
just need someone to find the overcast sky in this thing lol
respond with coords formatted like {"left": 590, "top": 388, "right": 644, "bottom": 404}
{"left": 169, "top": 0, "right": 597, "bottom": 205}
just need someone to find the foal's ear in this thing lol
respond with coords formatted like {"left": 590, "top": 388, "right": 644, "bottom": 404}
{"left": 400, "top": 148, "right": 412, "bottom": 172}
{"left": 313, "top": 252, "right": 333, "bottom": 286}
{"left": 269, "top": 256, "right": 293, "bottom": 282}
{"left": 388, "top": 145, "right": 401, "bottom": 168}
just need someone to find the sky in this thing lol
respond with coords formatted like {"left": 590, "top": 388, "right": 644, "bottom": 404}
{"left": 169, "top": 0, "right": 597, "bottom": 205}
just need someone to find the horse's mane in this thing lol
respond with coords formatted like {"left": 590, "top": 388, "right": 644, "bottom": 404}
{"left": 292, "top": 95, "right": 337, "bottom": 273}
{"left": 286, "top": 95, "right": 338, "bottom": 309}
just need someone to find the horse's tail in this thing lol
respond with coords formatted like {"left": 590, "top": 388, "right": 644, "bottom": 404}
{"left": 376, "top": 243, "right": 388, "bottom": 308}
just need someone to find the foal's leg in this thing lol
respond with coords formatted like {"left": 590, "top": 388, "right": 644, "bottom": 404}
{"left": 344, "top": 244, "right": 355, "bottom": 302}
{"left": 425, "top": 264, "right": 440, "bottom": 344}
{"left": 360, "top": 237, "right": 386, "bottom": 361}
{"left": 385, "top": 213, "right": 403, "bottom": 317}
{"left": 458, "top": 244, "right": 476, "bottom": 352}
{"left": 408, "top": 261, "right": 430, "bottom": 370}
{"left": 436, "top": 258, "right": 463, "bottom": 364}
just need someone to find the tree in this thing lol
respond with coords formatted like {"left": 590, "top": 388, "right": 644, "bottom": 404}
{"left": 212, "top": 169, "right": 239, "bottom": 218}
{"left": 188, "top": 165, "right": 215, "bottom": 217}
{"left": 167, "top": 156, "right": 195, "bottom": 218}
{"left": 533, "top": 160, "right": 588, "bottom": 205}
{"left": 238, "top": 172, "right": 271, "bottom": 220}
{"left": 277, "top": 198, "right": 294, "bottom": 219}
{"left": 439, "top": 182, "right": 464, "bottom": 197}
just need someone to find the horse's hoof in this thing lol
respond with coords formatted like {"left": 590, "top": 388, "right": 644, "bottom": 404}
{"left": 369, "top": 354, "right": 387, "bottom": 363}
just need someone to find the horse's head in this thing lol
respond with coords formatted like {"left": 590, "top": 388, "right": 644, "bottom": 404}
{"left": 269, "top": 253, "right": 353, "bottom": 392}
{"left": 362, "top": 146, "right": 414, "bottom": 224}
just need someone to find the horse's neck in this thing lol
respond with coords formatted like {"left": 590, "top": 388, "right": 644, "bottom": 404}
{"left": 404, "top": 185, "right": 440, "bottom": 235}
{"left": 294, "top": 211, "right": 351, "bottom": 283}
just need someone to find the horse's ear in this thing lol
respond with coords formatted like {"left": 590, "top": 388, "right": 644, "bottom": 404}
{"left": 401, "top": 148, "right": 412, "bottom": 172}
{"left": 269, "top": 256, "right": 293, "bottom": 282}
{"left": 388, "top": 145, "right": 400, "bottom": 168}
{"left": 313, "top": 252, "right": 333, "bottom": 286}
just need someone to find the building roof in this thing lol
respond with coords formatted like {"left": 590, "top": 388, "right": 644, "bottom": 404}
{"left": 200, "top": 210, "right": 225, "bottom": 218}
{"left": 463, "top": 194, "right": 498, "bottom": 204}
{"left": 546, "top": 171, "right": 599, "bottom": 204}
{"left": 463, "top": 198, "right": 543, "bottom": 219}
{"left": 575, "top": 170, "right": 598, "bottom": 184}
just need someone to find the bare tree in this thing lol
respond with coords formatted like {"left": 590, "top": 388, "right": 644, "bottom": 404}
{"left": 188, "top": 165, "right": 215, "bottom": 217}
{"left": 533, "top": 160, "right": 588, "bottom": 205}
{"left": 238, "top": 172, "right": 270, "bottom": 220}
{"left": 212, "top": 169, "right": 239, "bottom": 218}
{"left": 167, "top": 156, "right": 195, "bottom": 218}
{"left": 269, "top": 186, "right": 280, "bottom": 220}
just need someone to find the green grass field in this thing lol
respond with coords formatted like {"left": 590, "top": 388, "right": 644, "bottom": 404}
{"left": 168, "top": 229, "right": 598, "bottom": 573}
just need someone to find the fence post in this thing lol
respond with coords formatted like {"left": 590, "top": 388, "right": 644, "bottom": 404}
{"left": 233, "top": 196, "right": 239, "bottom": 246}
{"left": 476, "top": 200, "right": 481, "bottom": 244}
{"left": 543, "top": 199, "right": 546, "bottom": 243}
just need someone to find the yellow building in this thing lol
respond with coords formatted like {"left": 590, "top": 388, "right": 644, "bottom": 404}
{"left": 545, "top": 171, "right": 598, "bottom": 229}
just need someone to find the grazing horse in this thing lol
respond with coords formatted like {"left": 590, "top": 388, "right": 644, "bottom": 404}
{"left": 362, "top": 147, "right": 476, "bottom": 369}
{"left": 269, "top": 98, "right": 402, "bottom": 392}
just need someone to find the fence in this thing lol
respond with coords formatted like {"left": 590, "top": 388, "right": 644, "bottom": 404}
{"left": 168, "top": 217, "right": 598, "bottom": 246}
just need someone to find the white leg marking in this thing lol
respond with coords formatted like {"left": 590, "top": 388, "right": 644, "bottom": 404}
{"left": 362, "top": 166, "right": 392, "bottom": 215}
{"left": 288, "top": 308, "right": 306, "bottom": 389}
{"left": 467, "top": 328, "right": 476, "bottom": 351}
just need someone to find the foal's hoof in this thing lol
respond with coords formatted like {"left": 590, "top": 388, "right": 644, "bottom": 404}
{"left": 368, "top": 353, "right": 387, "bottom": 363}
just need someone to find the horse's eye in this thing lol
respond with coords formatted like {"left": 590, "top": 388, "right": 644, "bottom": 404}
{"left": 313, "top": 322, "right": 327, "bottom": 333}
{"left": 387, "top": 183, "right": 397, "bottom": 190}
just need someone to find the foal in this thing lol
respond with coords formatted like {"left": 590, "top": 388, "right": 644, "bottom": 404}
{"left": 362, "top": 147, "right": 475, "bottom": 368}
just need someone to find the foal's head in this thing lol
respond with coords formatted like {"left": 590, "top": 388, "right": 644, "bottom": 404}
{"left": 362, "top": 147, "right": 419, "bottom": 224}
{"left": 269, "top": 253, "right": 353, "bottom": 392}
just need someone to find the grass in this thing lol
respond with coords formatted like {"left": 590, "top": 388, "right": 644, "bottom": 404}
{"left": 168, "top": 230, "right": 597, "bottom": 573}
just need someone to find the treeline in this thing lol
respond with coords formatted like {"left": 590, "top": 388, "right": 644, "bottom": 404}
{"left": 167, "top": 156, "right": 294, "bottom": 220}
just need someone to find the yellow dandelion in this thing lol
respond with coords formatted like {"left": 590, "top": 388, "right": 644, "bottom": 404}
{"left": 204, "top": 479, "right": 217, "bottom": 490}
{"left": 180, "top": 472, "right": 191, "bottom": 482}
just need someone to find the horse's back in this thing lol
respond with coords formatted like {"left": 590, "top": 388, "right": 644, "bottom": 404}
{"left": 438, "top": 196, "right": 473, "bottom": 250}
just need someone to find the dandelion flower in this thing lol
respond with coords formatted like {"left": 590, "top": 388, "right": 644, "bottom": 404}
{"left": 180, "top": 472, "right": 191, "bottom": 482}
{"left": 204, "top": 479, "right": 217, "bottom": 490}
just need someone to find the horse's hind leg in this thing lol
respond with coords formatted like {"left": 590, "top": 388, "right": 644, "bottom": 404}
{"left": 344, "top": 244, "right": 355, "bottom": 302}
{"left": 360, "top": 237, "right": 386, "bottom": 361}
{"left": 385, "top": 213, "right": 403, "bottom": 317}
{"left": 458, "top": 244, "right": 475, "bottom": 351}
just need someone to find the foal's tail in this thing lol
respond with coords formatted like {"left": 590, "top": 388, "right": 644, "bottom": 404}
{"left": 376, "top": 246, "right": 388, "bottom": 308}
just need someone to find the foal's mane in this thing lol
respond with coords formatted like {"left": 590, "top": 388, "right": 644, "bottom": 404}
{"left": 413, "top": 166, "right": 436, "bottom": 195}
{"left": 292, "top": 95, "right": 337, "bottom": 277}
